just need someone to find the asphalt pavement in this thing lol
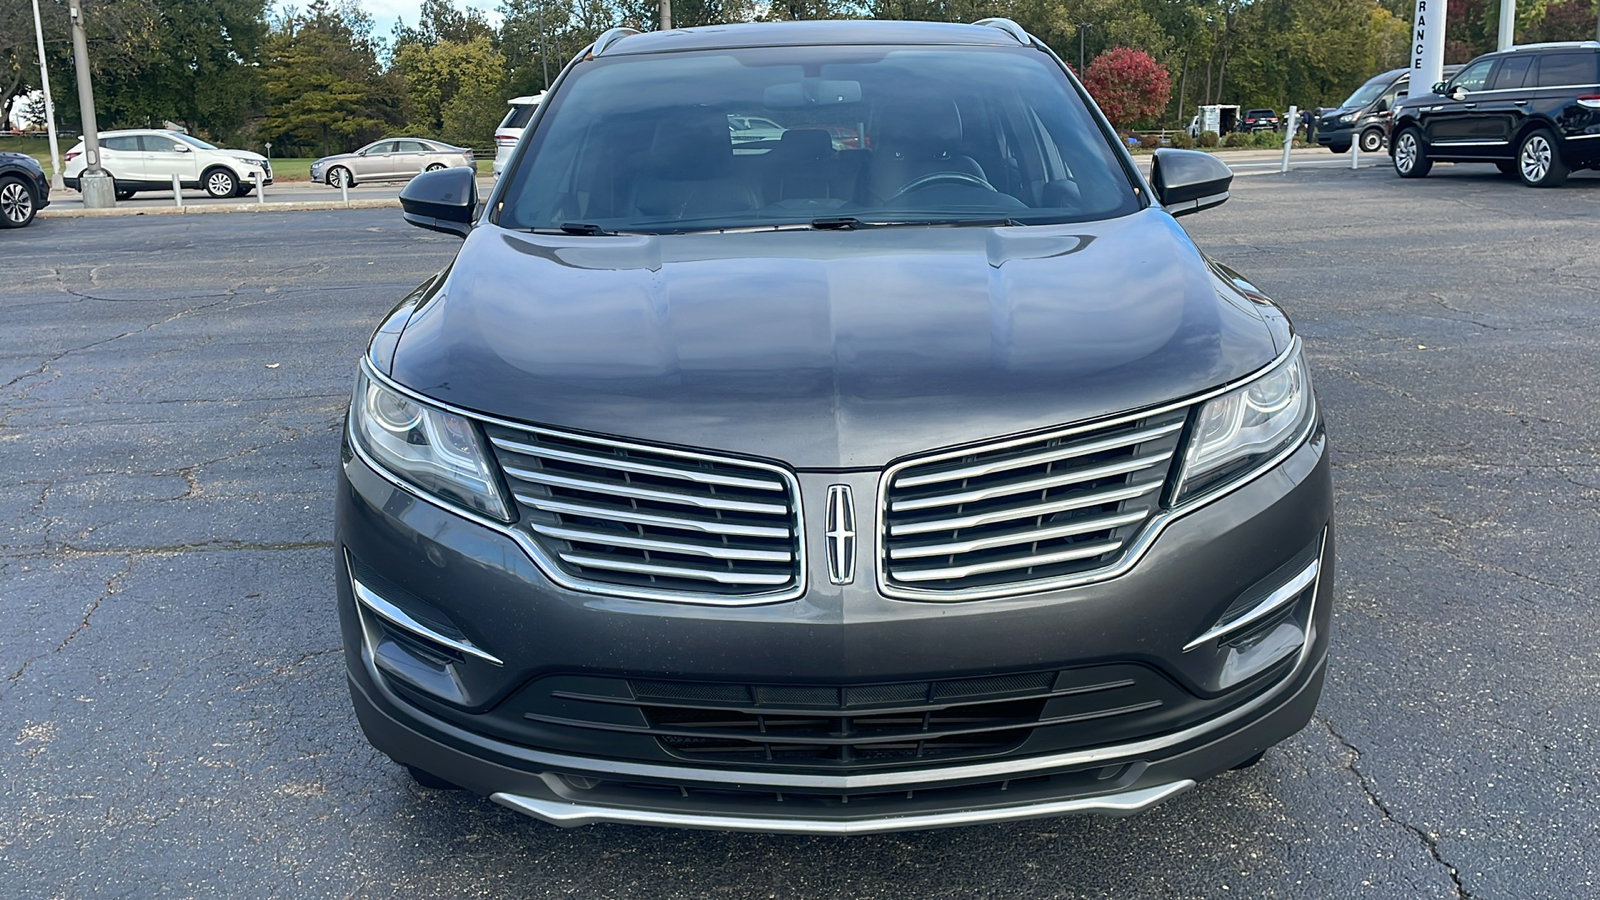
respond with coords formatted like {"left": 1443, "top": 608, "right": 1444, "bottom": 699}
{"left": 2, "top": 164, "right": 1599, "bottom": 898}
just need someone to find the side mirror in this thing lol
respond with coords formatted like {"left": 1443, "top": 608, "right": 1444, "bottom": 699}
{"left": 1150, "top": 148, "right": 1232, "bottom": 218}
{"left": 1448, "top": 85, "right": 1468, "bottom": 101}
{"left": 1432, "top": 81, "right": 1448, "bottom": 94}
{"left": 174, "top": 144, "right": 191, "bottom": 152}
{"left": 400, "top": 165, "right": 477, "bottom": 237}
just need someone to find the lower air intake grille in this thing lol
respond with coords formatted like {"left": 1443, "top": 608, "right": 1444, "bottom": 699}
{"left": 484, "top": 423, "right": 802, "bottom": 601}
{"left": 881, "top": 409, "right": 1189, "bottom": 597}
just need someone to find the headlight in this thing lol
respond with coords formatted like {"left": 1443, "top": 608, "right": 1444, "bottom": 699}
{"left": 1338, "top": 113, "right": 1356, "bottom": 124}
{"left": 1174, "top": 344, "right": 1315, "bottom": 505}
{"left": 349, "top": 369, "right": 511, "bottom": 521}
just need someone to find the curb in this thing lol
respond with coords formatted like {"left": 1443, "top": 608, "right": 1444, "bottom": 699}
{"left": 39, "top": 197, "right": 402, "bottom": 218}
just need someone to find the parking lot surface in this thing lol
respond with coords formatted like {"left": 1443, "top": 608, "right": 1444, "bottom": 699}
{"left": 3, "top": 165, "right": 1598, "bottom": 898}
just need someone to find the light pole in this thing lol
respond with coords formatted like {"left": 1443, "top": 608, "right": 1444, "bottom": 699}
{"left": 1076, "top": 22, "right": 1096, "bottom": 73}
{"left": 660, "top": 0, "right": 672, "bottom": 30}
{"left": 537, "top": 0, "right": 549, "bottom": 88}
{"left": 1497, "top": 0, "right": 1515, "bottom": 50}
{"left": 30, "top": 0, "right": 65, "bottom": 190}
{"left": 67, "top": 0, "right": 113, "bottom": 207}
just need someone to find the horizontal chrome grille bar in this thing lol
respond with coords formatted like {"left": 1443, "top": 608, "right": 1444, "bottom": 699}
{"left": 491, "top": 435, "right": 784, "bottom": 491}
{"left": 894, "top": 421, "right": 1184, "bottom": 490}
{"left": 523, "top": 497, "right": 791, "bottom": 539}
{"left": 505, "top": 466, "right": 789, "bottom": 515}
{"left": 889, "top": 453, "right": 1169, "bottom": 512}
{"left": 531, "top": 522, "right": 792, "bottom": 562}
{"left": 887, "top": 510, "right": 1149, "bottom": 560}
{"left": 891, "top": 540, "right": 1123, "bottom": 583}
{"left": 558, "top": 552, "right": 794, "bottom": 586}
{"left": 888, "top": 482, "right": 1159, "bottom": 537}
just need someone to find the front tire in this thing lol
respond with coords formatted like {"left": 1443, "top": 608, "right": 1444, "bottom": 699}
{"left": 1517, "top": 129, "right": 1569, "bottom": 187}
{"left": 1393, "top": 128, "right": 1431, "bottom": 178}
{"left": 0, "top": 176, "right": 37, "bottom": 228}
{"left": 234, "top": 184, "right": 254, "bottom": 197}
{"left": 203, "top": 168, "right": 238, "bottom": 198}
{"left": 1359, "top": 128, "right": 1384, "bottom": 153}
{"left": 328, "top": 166, "right": 353, "bottom": 189}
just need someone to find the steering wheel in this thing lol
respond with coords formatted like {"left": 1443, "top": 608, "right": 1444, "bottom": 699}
{"left": 890, "top": 170, "right": 997, "bottom": 200}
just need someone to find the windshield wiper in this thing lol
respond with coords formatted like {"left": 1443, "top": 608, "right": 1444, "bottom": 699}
{"left": 557, "top": 222, "right": 615, "bottom": 236}
{"left": 810, "top": 216, "right": 1028, "bottom": 230}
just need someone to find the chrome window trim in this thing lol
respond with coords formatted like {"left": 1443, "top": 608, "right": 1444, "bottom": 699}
{"left": 1432, "top": 139, "right": 1510, "bottom": 146}
{"left": 875, "top": 337, "right": 1311, "bottom": 602}
{"left": 352, "top": 359, "right": 808, "bottom": 607}
{"left": 359, "top": 557, "right": 1324, "bottom": 790}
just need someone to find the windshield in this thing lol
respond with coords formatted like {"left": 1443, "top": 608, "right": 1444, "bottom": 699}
{"left": 173, "top": 133, "right": 219, "bottom": 151}
{"left": 496, "top": 45, "right": 1139, "bottom": 233}
{"left": 1339, "top": 75, "right": 1393, "bottom": 109}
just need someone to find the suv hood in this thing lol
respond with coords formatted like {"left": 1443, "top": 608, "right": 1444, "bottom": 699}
{"left": 388, "top": 210, "right": 1279, "bottom": 469}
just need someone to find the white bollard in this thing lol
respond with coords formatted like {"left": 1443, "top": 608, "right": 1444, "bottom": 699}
{"left": 1351, "top": 139, "right": 1360, "bottom": 170}
{"left": 171, "top": 173, "right": 182, "bottom": 208}
{"left": 254, "top": 171, "right": 265, "bottom": 204}
{"left": 1280, "top": 105, "right": 1297, "bottom": 174}
{"left": 341, "top": 179, "right": 349, "bottom": 207}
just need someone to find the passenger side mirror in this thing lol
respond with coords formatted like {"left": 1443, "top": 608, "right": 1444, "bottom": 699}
{"left": 174, "top": 144, "right": 190, "bottom": 152}
{"left": 1149, "top": 149, "right": 1232, "bottom": 218}
{"left": 1448, "top": 85, "right": 1468, "bottom": 101}
{"left": 400, "top": 165, "right": 477, "bottom": 237}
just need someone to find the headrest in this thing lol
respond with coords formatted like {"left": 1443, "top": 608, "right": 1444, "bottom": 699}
{"left": 775, "top": 128, "right": 834, "bottom": 160}
{"left": 648, "top": 109, "right": 733, "bottom": 178}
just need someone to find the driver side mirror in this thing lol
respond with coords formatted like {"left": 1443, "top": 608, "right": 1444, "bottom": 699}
{"left": 1150, "top": 149, "right": 1233, "bottom": 218}
{"left": 400, "top": 165, "right": 477, "bottom": 238}
{"left": 173, "top": 144, "right": 191, "bottom": 152}
{"left": 1432, "top": 81, "right": 1448, "bottom": 94}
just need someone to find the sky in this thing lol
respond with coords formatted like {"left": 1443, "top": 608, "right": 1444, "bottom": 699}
{"left": 360, "top": 0, "right": 503, "bottom": 39}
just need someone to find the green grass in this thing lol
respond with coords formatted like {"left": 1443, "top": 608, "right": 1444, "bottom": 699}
{"left": 0, "top": 135, "right": 60, "bottom": 170}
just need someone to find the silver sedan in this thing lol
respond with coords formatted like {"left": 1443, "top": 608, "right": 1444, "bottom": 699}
{"left": 310, "top": 138, "right": 474, "bottom": 188}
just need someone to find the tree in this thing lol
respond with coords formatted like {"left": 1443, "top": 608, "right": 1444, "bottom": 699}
{"left": 393, "top": 35, "right": 507, "bottom": 143}
{"left": 1082, "top": 46, "right": 1171, "bottom": 127}
{"left": 258, "top": 0, "right": 404, "bottom": 156}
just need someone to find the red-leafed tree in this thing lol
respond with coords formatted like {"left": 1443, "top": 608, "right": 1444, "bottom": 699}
{"left": 1082, "top": 47, "right": 1172, "bottom": 128}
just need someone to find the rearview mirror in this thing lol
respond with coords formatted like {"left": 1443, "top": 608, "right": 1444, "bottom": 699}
{"left": 764, "top": 79, "right": 862, "bottom": 108}
{"left": 1150, "top": 148, "right": 1232, "bottom": 218}
{"left": 400, "top": 166, "right": 477, "bottom": 238}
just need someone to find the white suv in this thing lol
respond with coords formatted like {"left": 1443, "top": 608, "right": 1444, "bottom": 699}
{"left": 64, "top": 129, "right": 272, "bottom": 199}
{"left": 492, "top": 93, "right": 544, "bottom": 177}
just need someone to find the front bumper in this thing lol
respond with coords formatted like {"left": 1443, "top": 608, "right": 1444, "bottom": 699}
{"left": 336, "top": 424, "right": 1333, "bottom": 832}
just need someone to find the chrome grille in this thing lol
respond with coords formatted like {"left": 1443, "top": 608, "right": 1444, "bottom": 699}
{"left": 485, "top": 424, "right": 802, "bottom": 600}
{"left": 881, "top": 409, "right": 1188, "bottom": 597}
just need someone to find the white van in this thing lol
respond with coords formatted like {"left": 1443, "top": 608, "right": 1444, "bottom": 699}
{"left": 493, "top": 93, "right": 546, "bottom": 177}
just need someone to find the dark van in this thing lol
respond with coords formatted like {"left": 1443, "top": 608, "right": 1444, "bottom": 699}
{"left": 1317, "top": 66, "right": 1460, "bottom": 153}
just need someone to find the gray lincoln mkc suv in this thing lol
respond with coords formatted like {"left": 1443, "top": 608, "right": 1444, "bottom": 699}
{"left": 336, "top": 18, "right": 1333, "bottom": 834}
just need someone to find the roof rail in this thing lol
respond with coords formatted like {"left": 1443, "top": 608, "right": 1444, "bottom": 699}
{"left": 592, "top": 26, "right": 641, "bottom": 57}
{"left": 972, "top": 18, "right": 1031, "bottom": 46}
{"left": 1506, "top": 40, "right": 1600, "bottom": 52}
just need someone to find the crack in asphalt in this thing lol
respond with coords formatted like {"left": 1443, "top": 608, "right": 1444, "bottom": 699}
{"left": 3, "top": 555, "right": 135, "bottom": 693}
{"left": 1319, "top": 717, "right": 1471, "bottom": 899}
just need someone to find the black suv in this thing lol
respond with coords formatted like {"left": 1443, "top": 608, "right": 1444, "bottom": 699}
{"left": 1391, "top": 41, "right": 1600, "bottom": 186}
{"left": 0, "top": 151, "right": 50, "bottom": 228}
{"left": 1241, "top": 109, "right": 1280, "bottom": 132}
{"left": 342, "top": 18, "right": 1333, "bottom": 834}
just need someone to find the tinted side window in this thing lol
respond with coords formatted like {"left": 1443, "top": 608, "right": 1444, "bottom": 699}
{"left": 1491, "top": 56, "right": 1532, "bottom": 90}
{"left": 1534, "top": 52, "right": 1599, "bottom": 87}
{"left": 501, "top": 105, "right": 538, "bottom": 129}
{"left": 396, "top": 140, "right": 428, "bottom": 152}
{"left": 1453, "top": 59, "right": 1495, "bottom": 92}
{"left": 102, "top": 135, "right": 140, "bottom": 152}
